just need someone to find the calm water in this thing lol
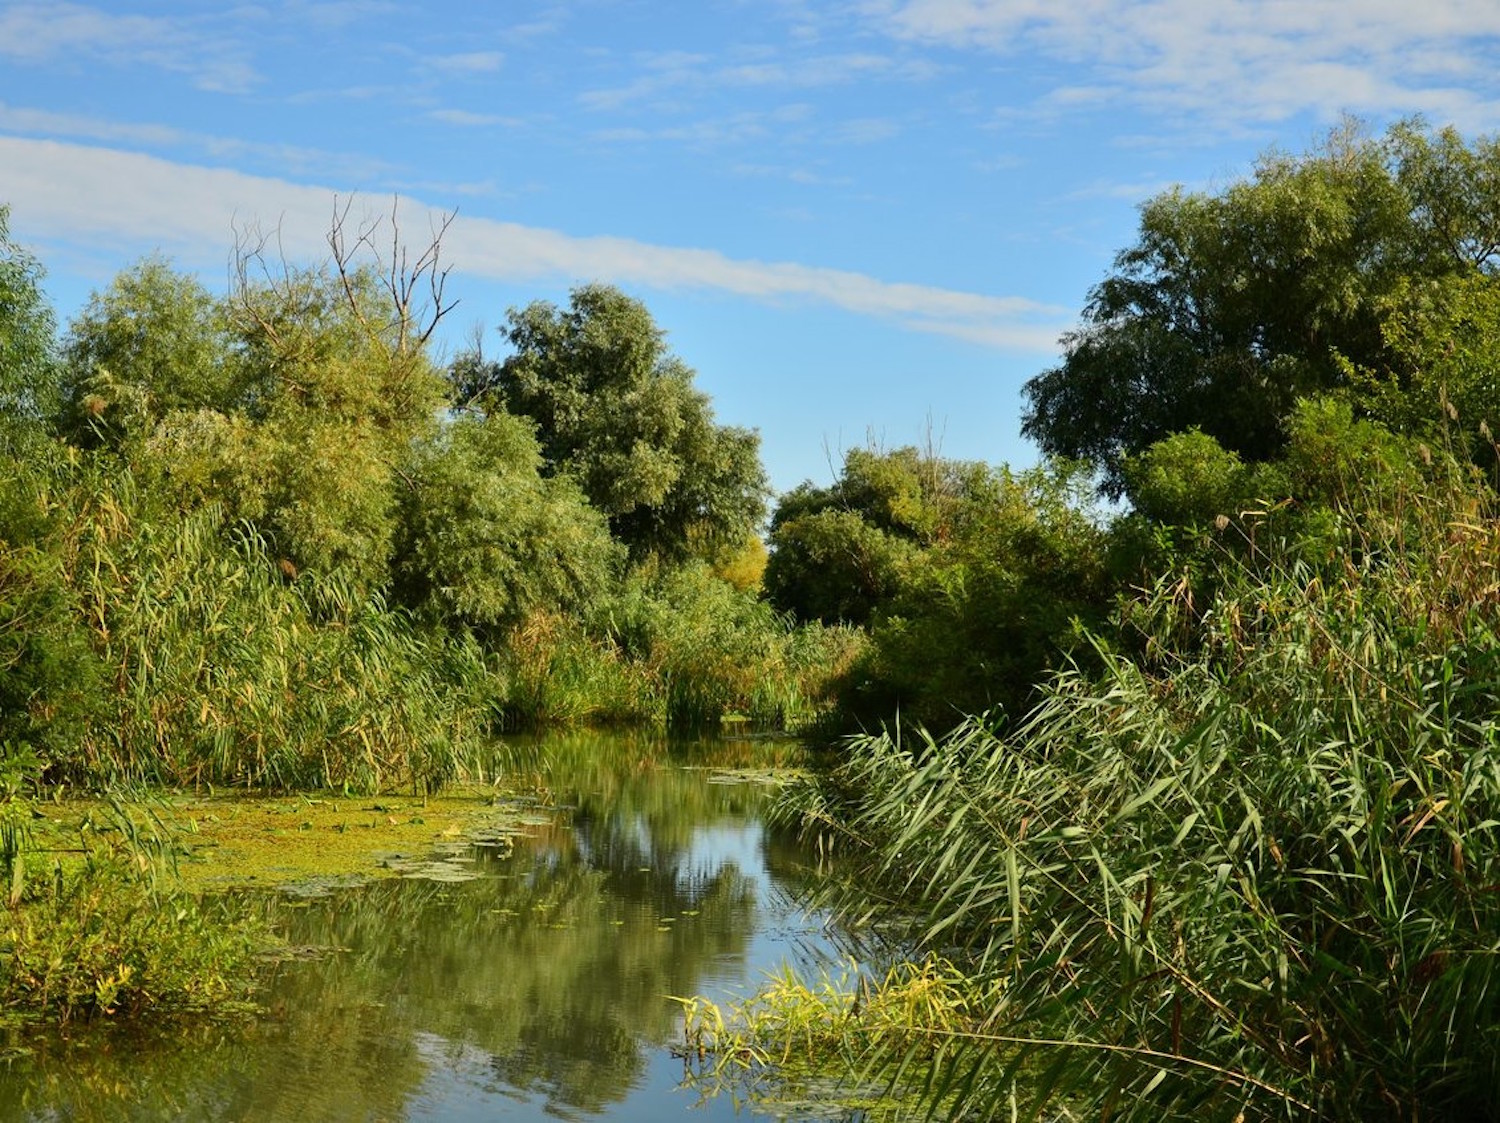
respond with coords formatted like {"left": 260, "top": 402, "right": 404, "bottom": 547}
{"left": 0, "top": 733, "right": 865, "bottom": 1122}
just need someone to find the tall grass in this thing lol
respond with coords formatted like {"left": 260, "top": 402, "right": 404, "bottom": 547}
{"left": 760, "top": 467, "right": 1500, "bottom": 1120}
{"left": 0, "top": 760, "right": 267, "bottom": 1025}
{"left": 496, "top": 563, "right": 865, "bottom": 733}
{"left": 497, "top": 608, "right": 660, "bottom": 728}
{"left": 1, "top": 452, "right": 499, "bottom": 792}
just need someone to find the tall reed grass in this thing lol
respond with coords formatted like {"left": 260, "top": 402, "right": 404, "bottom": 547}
{"left": 1, "top": 452, "right": 499, "bottom": 792}
{"left": 496, "top": 564, "right": 865, "bottom": 733}
{"left": 762, "top": 464, "right": 1500, "bottom": 1121}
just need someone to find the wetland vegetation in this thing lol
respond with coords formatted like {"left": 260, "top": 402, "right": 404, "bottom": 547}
{"left": 2, "top": 119, "right": 1500, "bottom": 1119}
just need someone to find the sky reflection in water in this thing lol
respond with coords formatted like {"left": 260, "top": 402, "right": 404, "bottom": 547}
{"left": 0, "top": 734, "right": 856, "bottom": 1122}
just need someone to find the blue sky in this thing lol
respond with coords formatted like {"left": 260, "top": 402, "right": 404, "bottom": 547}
{"left": 3, "top": 1, "right": 1500, "bottom": 494}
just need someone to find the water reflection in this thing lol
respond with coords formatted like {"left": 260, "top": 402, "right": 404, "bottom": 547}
{"left": 0, "top": 734, "right": 848, "bottom": 1122}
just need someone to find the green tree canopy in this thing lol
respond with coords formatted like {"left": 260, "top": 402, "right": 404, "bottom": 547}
{"left": 453, "top": 285, "right": 768, "bottom": 562}
{"left": 0, "top": 205, "right": 59, "bottom": 435}
{"left": 1120, "top": 428, "right": 1251, "bottom": 528}
{"left": 59, "top": 256, "right": 238, "bottom": 447}
{"left": 1355, "top": 271, "right": 1500, "bottom": 463}
{"left": 140, "top": 261, "right": 449, "bottom": 589}
{"left": 391, "top": 412, "right": 622, "bottom": 633}
{"left": 1022, "top": 120, "right": 1500, "bottom": 493}
{"left": 763, "top": 446, "right": 972, "bottom": 625}
{"left": 765, "top": 447, "right": 1108, "bottom": 730}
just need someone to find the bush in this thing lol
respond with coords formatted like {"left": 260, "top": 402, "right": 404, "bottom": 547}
{"left": 0, "top": 449, "right": 499, "bottom": 792}
{"left": 761, "top": 455, "right": 1500, "bottom": 1121}
{"left": 1, "top": 859, "right": 264, "bottom": 1023}
{"left": 0, "top": 776, "right": 266, "bottom": 1026}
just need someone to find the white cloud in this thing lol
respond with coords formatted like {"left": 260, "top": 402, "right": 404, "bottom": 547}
{"left": 0, "top": 137, "right": 1064, "bottom": 352}
{"left": 0, "top": 101, "right": 394, "bottom": 182}
{"left": 1062, "top": 176, "right": 1180, "bottom": 202}
{"left": 0, "top": 103, "right": 184, "bottom": 147}
{"left": 429, "top": 51, "right": 505, "bottom": 74}
{"left": 427, "top": 109, "right": 519, "bottom": 127}
{"left": 591, "top": 105, "right": 815, "bottom": 147}
{"left": 580, "top": 50, "right": 935, "bottom": 111}
{"left": 869, "top": 0, "right": 1500, "bottom": 129}
{"left": 833, "top": 117, "right": 903, "bottom": 144}
{"left": 0, "top": 2, "right": 259, "bottom": 93}
{"left": 282, "top": 0, "right": 400, "bottom": 28}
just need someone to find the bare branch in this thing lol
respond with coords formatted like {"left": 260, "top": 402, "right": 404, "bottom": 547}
{"left": 323, "top": 194, "right": 459, "bottom": 356}
{"left": 326, "top": 195, "right": 373, "bottom": 336}
{"left": 228, "top": 213, "right": 294, "bottom": 351}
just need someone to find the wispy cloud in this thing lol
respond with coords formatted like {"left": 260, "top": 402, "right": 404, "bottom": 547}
{"left": 593, "top": 105, "right": 818, "bottom": 147}
{"left": 0, "top": 101, "right": 394, "bottom": 182}
{"left": 1062, "top": 176, "right": 1180, "bottom": 202}
{"left": 0, "top": 103, "right": 184, "bottom": 148}
{"left": 281, "top": 0, "right": 400, "bottom": 28}
{"left": 285, "top": 84, "right": 414, "bottom": 104}
{"left": 0, "top": 2, "right": 259, "bottom": 93}
{"left": 580, "top": 50, "right": 936, "bottom": 111}
{"left": 0, "top": 137, "right": 1064, "bottom": 352}
{"left": 832, "top": 117, "right": 902, "bottom": 144}
{"left": 428, "top": 51, "right": 505, "bottom": 74}
{"left": 731, "top": 162, "right": 854, "bottom": 187}
{"left": 427, "top": 108, "right": 520, "bottom": 127}
{"left": 868, "top": 0, "right": 1500, "bottom": 129}
{"left": 500, "top": 10, "right": 569, "bottom": 43}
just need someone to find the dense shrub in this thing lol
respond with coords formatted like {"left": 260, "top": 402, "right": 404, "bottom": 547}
{"left": 0, "top": 449, "right": 498, "bottom": 792}
{"left": 768, "top": 452, "right": 1500, "bottom": 1121}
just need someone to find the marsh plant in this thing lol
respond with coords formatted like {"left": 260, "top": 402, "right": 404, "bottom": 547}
{"left": 496, "top": 564, "right": 863, "bottom": 732}
{"left": 0, "top": 451, "right": 498, "bottom": 792}
{"left": 715, "top": 456, "right": 1500, "bottom": 1122}
{"left": 0, "top": 768, "right": 266, "bottom": 1025}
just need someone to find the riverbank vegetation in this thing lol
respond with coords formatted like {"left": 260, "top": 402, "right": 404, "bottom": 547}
{"left": 0, "top": 203, "right": 855, "bottom": 800}
{"left": 676, "top": 120, "right": 1500, "bottom": 1121}
{"left": 0, "top": 758, "right": 267, "bottom": 1026}
{"left": 0, "top": 199, "right": 851, "bottom": 1029}
{"left": 3, "top": 118, "right": 1500, "bottom": 1118}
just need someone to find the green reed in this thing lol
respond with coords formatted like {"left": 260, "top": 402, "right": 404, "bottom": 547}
{"left": 1, "top": 452, "right": 498, "bottom": 792}
{"left": 738, "top": 465, "right": 1500, "bottom": 1121}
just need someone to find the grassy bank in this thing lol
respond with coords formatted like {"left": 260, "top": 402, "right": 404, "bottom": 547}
{"left": 697, "top": 457, "right": 1500, "bottom": 1122}
{"left": 0, "top": 749, "right": 560, "bottom": 1030}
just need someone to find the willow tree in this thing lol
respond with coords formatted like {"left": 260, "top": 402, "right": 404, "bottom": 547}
{"left": 452, "top": 285, "right": 768, "bottom": 563}
{"left": 137, "top": 205, "right": 457, "bottom": 590}
{"left": 1023, "top": 120, "right": 1500, "bottom": 493}
{"left": 0, "top": 205, "right": 58, "bottom": 440}
{"left": 391, "top": 411, "right": 622, "bottom": 636}
{"left": 58, "top": 255, "right": 239, "bottom": 448}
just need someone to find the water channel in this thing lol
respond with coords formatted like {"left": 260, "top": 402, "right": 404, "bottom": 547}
{"left": 0, "top": 732, "right": 870, "bottom": 1122}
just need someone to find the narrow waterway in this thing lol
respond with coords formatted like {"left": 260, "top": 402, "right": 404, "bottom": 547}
{"left": 0, "top": 733, "right": 864, "bottom": 1122}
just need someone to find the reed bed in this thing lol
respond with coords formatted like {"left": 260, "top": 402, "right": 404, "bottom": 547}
{"left": 496, "top": 565, "right": 864, "bottom": 733}
{"left": 1, "top": 455, "right": 498, "bottom": 792}
{"left": 753, "top": 471, "right": 1500, "bottom": 1121}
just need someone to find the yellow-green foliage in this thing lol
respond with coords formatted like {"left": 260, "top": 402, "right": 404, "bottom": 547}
{"left": 677, "top": 958, "right": 1001, "bottom": 1120}
{"left": 762, "top": 451, "right": 1500, "bottom": 1123}
{"left": 605, "top": 562, "right": 862, "bottom": 730}
{"left": 498, "top": 609, "right": 661, "bottom": 728}
{"left": 0, "top": 786, "right": 268, "bottom": 1026}
{"left": 1, "top": 858, "right": 264, "bottom": 1024}
{"left": 494, "top": 566, "right": 864, "bottom": 733}
{"left": 0, "top": 451, "right": 498, "bottom": 792}
{"left": 679, "top": 957, "right": 988, "bottom": 1067}
{"left": 702, "top": 529, "right": 768, "bottom": 593}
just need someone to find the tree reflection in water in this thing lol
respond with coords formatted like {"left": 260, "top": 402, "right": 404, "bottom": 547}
{"left": 0, "top": 733, "right": 847, "bottom": 1122}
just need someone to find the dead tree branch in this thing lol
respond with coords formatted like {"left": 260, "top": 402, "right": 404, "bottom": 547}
{"left": 327, "top": 195, "right": 459, "bottom": 355}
